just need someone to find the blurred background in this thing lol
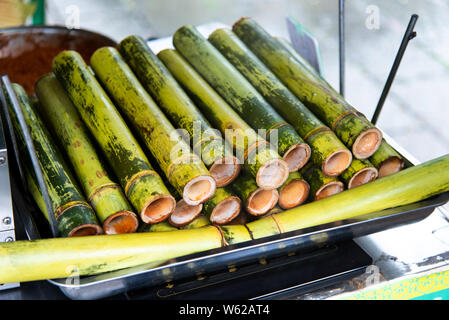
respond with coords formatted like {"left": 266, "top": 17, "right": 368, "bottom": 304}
{"left": 2, "top": 0, "right": 449, "bottom": 163}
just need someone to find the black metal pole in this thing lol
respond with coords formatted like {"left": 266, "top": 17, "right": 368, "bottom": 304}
{"left": 371, "top": 14, "right": 418, "bottom": 125}
{"left": 1, "top": 76, "right": 59, "bottom": 237}
{"left": 339, "top": 0, "right": 345, "bottom": 97}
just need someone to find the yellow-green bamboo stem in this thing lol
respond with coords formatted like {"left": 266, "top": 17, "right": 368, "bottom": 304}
{"left": 233, "top": 18, "right": 383, "bottom": 159}
{"left": 117, "top": 35, "right": 239, "bottom": 187}
{"left": 35, "top": 73, "right": 138, "bottom": 234}
{"left": 340, "top": 159, "right": 378, "bottom": 189}
{"left": 301, "top": 164, "right": 345, "bottom": 201}
{"left": 90, "top": 47, "right": 216, "bottom": 206}
{"left": 52, "top": 50, "right": 176, "bottom": 224}
{"left": 202, "top": 187, "right": 241, "bottom": 225}
{"left": 157, "top": 48, "right": 289, "bottom": 189}
{"left": 370, "top": 139, "right": 405, "bottom": 178}
{"left": 6, "top": 83, "right": 103, "bottom": 237}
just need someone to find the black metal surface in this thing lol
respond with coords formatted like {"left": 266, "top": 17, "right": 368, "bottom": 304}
{"left": 371, "top": 14, "right": 418, "bottom": 125}
{"left": 121, "top": 240, "right": 371, "bottom": 300}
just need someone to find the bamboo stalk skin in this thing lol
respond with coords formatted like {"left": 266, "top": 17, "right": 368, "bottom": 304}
{"left": 7, "top": 83, "right": 102, "bottom": 237}
{"left": 3, "top": 153, "right": 449, "bottom": 283}
{"left": 157, "top": 48, "right": 288, "bottom": 189}
{"left": 202, "top": 186, "right": 241, "bottom": 225}
{"left": 219, "top": 225, "right": 252, "bottom": 245}
{"left": 208, "top": 28, "right": 352, "bottom": 175}
{"left": 52, "top": 50, "right": 175, "bottom": 223}
{"left": 90, "top": 47, "right": 215, "bottom": 205}
{"left": 34, "top": 73, "right": 138, "bottom": 234}
{"left": 340, "top": 159, "right": 378, "bottom": 189}
{"left": 0, "top": 226, "right": 223, "bottom": 283}
{"left": 117, "top": 35, "right": 238, "bottom": 187}
{"left": 140, "top": 221, "right": 178, "bottom": 233}
{"left": 172, "top": 25, "right": 304, "bottom": 172}
{"left": 232, "top": 18, "right": 382, "bottom": 159}
{"left": 301, "top": 164, "right": 344, "bottom": 201}
{"left": 181, "top": 214, "right": 211, "bottom": 229}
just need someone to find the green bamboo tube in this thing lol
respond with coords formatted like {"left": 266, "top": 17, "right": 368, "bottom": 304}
{"left": 7, "top": 83, "right": 103, "bottom": 237}
{"left": 90, "top": 47, "right": 216, "bottom": 207}
{"left": 277, "top": 171, "right": 310, "bottom": 209}
{"left": 34, "top": 73, "right": 139, "bottom": 235}
{"left": 233, "top": 18, "right": 383, "bottom": 160}
{"left": 275, "top": 37, "right": 322, "bottom": 79}
{"left": 208, "top": 28, "right": 352, "bottom": 177}
{"left": 52, "top": 50, "right": 176, "bottom": 224}
{"left": 370, "top": 139, "right": 405, "bottom": 178}
{"left": 0, "top": 226, "right": 224, "bottom": 283}
{"left": 3, "top": 153, "right": 449, "bottom": 283}
{"left": 139, "top": 221, "right": 178, "bottom": 233}
{"left": 232, "top": 170, "right": 279, "bottom": 216}
{"left": 340, "top": 159, "right": 378, "bottom": 189}
{"left": 202, "top": 186, "right": 242, "bottom": 225}
{"left": 117, "top": 35, "right": 239, "bottom": 188}
{"left": 181, "top": 214, "right": 211, "bottom": 229}
{"left": 157, "top": 48, "right": 288, "bottom": 189}
{"left": 172, "top": 25, "right": 306, "bottom": 174}
{"left": 301, "top": 164, "right": 344, "bottom": 201}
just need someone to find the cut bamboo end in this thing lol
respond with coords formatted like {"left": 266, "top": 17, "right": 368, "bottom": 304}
{"left": 256, "top": 159, "right": 289, "bottom": 189}
{"left": 378, "top": 157, "right": 405, "bottom": 178}
{"left": 210, "top": 196, "right": 242, "bottom": 225}
{"left": 352, "top": 128, "right": 383, "bottom": 159}
{"left": 102, "top": 211, "right": 139, "bottom": 235}
{"left": 323, "top": 149, "right": 353, "bottom": 177}
{"left": 141, "top": 194, "right": 176, "bottom": 224}
{"left": 247, "top": 188, "right": 279, "bottom": 216}
{"left": 278, "top": 180, "right": 310, "bottom": 209}
{"left": 169, "top": 200, "right": 203, "bottom": 227}
{"left": 315, "top": 181, "right": 344, "bottom": 201}
{"left": 283, "top": 143, "right": 311, "bottom": 172}
{"left": 348, "top": 167, "right": 378, "bottom": 189}
{"left": 183, "top": 175, "right": 217, "bottom": 205}
{"left": 68, "top": 224, "right": 104, "bottom": 237}
{"left": 209, "top": 156, "right": 241, "bottom": 187}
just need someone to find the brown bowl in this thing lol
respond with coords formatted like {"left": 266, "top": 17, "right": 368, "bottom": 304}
{"left": 0, "top": 25, "right": 117, "bottom": 94}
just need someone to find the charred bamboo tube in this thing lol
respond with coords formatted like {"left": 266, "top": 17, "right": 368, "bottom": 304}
{"left": 3, "top": 153, "right": 449, "bottom": 283}
{"left": 370, "top": 140, "right": 405, "bottom": 178}
{"left": 233, "top": 18, "right": 383, "bottom": 159}
{"left": 225, "top": 210, "right": 248, "bottom": 225}
{"left": 52, "top": 50, "right": 176, "bottom": 223}
{"left": 158, "top": 48, "right": 289, "bottom": 189}
{"left": 117, "top": 35, "right": 239, "bottom": 188}
{"left": 202, "top": 187, "right": 242, "bottom": 225}
{"left": 7, "top": 83, "right": 103, "bottom": 237}
{"left": 35, "top": 73, "right": 139, "bottom": 235}
{"left": 340, "top": 159, "right": 378, "bottom": 189}
{"left": 90, "top": 47, "right": 216, "bottom": 206}
{"left": 277, "top": 171, "right": 310, "bottom": 209}
{"left": 172, "top": 25, "right": 307, "bottom": 173}
{"left": 209, "top": 28, "right": 352, "bottom": 177}
{"left": 301, "top": 164, "right": 344, "bottom": 201}
{"left": 232, "top": 170, "right": 279, "bottom": 216}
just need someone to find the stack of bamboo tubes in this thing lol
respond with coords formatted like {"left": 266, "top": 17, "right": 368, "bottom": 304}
{"left": 3, "top": 17, "right": 440, "bottom": 284}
